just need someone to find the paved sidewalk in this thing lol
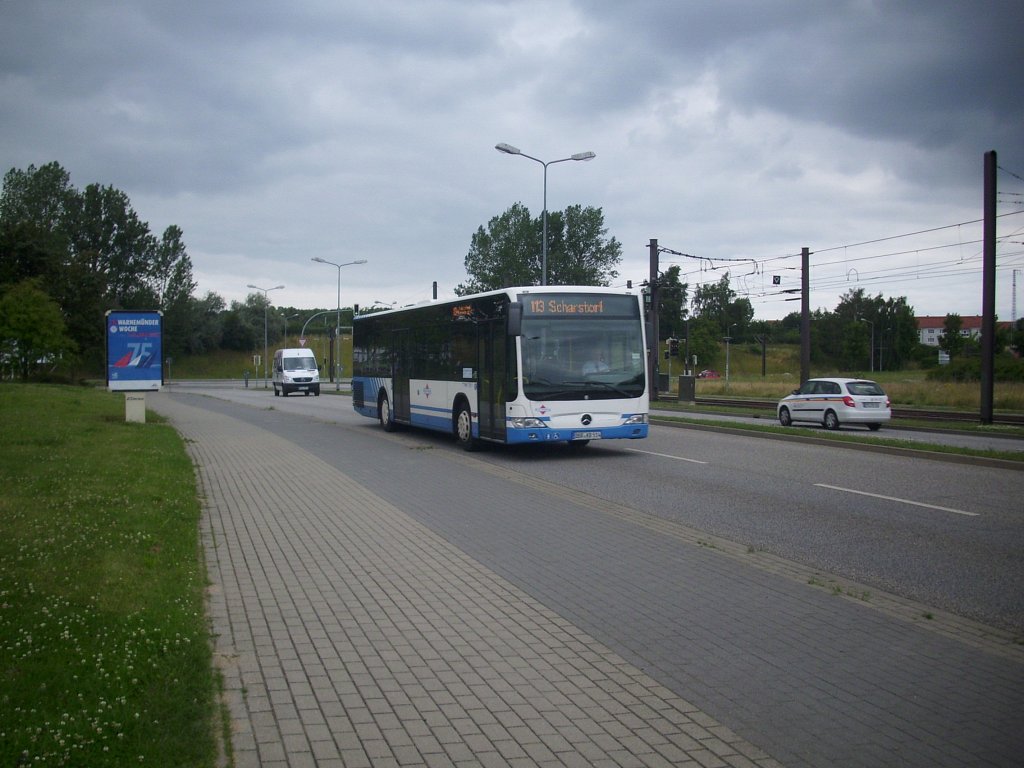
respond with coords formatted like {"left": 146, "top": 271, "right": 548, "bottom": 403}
{"left": 153, "top": 395, "right": 783, "bottom": 768}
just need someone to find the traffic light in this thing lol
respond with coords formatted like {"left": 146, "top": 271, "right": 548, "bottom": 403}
{"left": 668, "top": 337, "right": 680, "bottom": 357}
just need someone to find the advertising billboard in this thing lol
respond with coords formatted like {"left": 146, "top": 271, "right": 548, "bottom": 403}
{"left": 106, "top": 310, "right": 163, "bottom": 391}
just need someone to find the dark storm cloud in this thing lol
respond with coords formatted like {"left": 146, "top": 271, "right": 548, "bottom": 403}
{"left": 2, "top": 0, "right": 1022, "bottom": 316}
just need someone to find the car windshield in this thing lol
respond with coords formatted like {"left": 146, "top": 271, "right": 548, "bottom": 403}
{"left": 847, "top": 381, "right": 885, "bottom": 396}
{"left": 520, "top": 315, "right": 645, "bottom": 401}
{"left": 284, "top": 357, "right": 317, "bottom": 371}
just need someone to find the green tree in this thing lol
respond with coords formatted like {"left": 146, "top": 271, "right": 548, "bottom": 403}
{"left": 655, "top": 265, "right": 688, "bottom": 340}
{"left": 691, "top": 273, "right": 752, "bottom": 340}
{"left": 458, "top": 203, "right": 536, "bottom": 294}
{"left": 686, "top": 316, "right": 722, "bottom": 371}
{"left": 691, "top": 274, "right": 735, "bottom": 332}
{"left": 0, "top": 279, "right": 75, "bottom": 380}
{"left": 182, "top": 291, "right": 225, "bottom": 355}
{"left": 1011, "top": 318, "right": 1024, "bottom": 356}
{"left": 545, "top": 204, "right": 622, "bottom": 286}
{"left": 458, "top": 203, "right": 621, "bottom": 294}
{"left": 151, "top": 225, "right": 198, "bottom": 359}
{"left": 1, "top": 163, "right": 198, "bottom": 372}
{"left": 939, "top": 314, "right": 966, "bottom": 362}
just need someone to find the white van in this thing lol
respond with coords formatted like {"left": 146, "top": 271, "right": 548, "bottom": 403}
{"left": 272, "top": 348, "right": 320, "bottom": 396}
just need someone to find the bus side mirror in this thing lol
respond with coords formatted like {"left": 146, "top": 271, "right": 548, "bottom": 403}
{"left": 507, "top": 302, "right": 523, "bottom": 336}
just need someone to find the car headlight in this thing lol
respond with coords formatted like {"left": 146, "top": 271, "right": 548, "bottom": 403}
{"left": 509, "top": 417, "right": 547, "bottom": 429}
{"left": 623, "top": 413, "right": 648, "bottom": 425}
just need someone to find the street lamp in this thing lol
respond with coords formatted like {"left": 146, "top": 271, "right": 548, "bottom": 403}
{"left": 311, "top": 257, "right": 367, "bottom": 390}
{"left": 495, "top": 142, "right": 596, "bottom": 286}
{"left": 246, "top": 283, "right": 284, "bottom": 389}
{"left": 725, "top": 323, "right": 737, "bottom": 391}
{"left": 858, "top": 317, "right": 875, "bottom": 373}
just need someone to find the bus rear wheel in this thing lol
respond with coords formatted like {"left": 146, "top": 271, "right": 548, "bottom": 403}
{"left": 454, "top": 402, "right": 477, "bottom": 451}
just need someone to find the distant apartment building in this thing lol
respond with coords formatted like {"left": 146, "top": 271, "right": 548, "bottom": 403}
{"left": 916, "top": 315, "right": 985, "bottom": 347}
{"left": 916, "top": 316, "right": 1013, "bottom": 348}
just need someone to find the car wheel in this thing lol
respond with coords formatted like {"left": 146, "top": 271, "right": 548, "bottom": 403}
{"left": 454, "top": 401, "right": 477, "bottom": 451}
{"left": 867, "top": 423, "right": 881, "bottom": 431}
{"left": 779, "top": 407, "right": 792, "bottom": 427}
{"left": 379, "top": 394, "right": 396, "bottom": 432}
{"left": 823, "top": 410, "right": 840, "bottom": 430}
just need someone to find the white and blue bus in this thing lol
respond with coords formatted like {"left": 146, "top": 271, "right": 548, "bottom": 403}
{"left": 352, "top": 286, "right": 649, "bottom": 449}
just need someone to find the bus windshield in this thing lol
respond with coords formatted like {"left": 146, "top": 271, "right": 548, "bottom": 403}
{"left": 521, "top": 315, "right": 646, "bottom": 401}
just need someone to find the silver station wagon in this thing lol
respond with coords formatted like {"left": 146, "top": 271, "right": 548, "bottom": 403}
{"left": 777, "top": 377, "right": 891, "bottom": 431}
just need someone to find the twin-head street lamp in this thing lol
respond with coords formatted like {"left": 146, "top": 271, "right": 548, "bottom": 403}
{"left": 246, "top": 283, "right": 284, "bottom": 388}
{"left": 495, "top": 142, "right": 596, "bottom": 286}
{"left": 311, "top": 257, "right": 367, "bottom": 390}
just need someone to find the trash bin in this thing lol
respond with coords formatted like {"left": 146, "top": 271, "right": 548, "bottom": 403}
{"left": 678, "top": 374, "right": 696, "bottom": 403}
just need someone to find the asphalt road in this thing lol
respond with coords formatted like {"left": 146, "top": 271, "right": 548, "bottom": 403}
{"left": 164, "top": 380, "right": 1024, "bottom": 632}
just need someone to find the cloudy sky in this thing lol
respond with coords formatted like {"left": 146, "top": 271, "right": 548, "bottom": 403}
{"left": 3, "top": 0, "right": 1023, "bottom": 321}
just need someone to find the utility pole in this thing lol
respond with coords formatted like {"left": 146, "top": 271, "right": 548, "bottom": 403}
{"left": 648, "top": 238, "right": 660, "bottom": 401}
{"left": 980, "top": 150, "right": 997, "bottom": 424}
{"left": 800, "top": 247, "right": 810, "bottom": 384}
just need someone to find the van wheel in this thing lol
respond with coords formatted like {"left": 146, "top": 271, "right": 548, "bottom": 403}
{"left": 824, "top": 410, "right": 840, "bottom": 430}
{"left": 779, "top": 407, "right": 792, "bottom": 427}
{"left": 454, "top": 402, "right": 477, "bottom": 451}
{"left": 379, "top": 394, "right": 396, "bottom": 432}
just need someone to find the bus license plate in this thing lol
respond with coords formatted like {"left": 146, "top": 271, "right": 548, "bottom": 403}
{"left": 574, "top": 431, "right": 602, "bottom": 440}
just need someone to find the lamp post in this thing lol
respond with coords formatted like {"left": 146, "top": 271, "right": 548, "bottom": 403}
{"left": 725, "top": 323, "right": 737, "bottom": 391}
{"left": 858, "top": 317, "right": 875, "bottom": 373}
{"left": 311, "top": 257, "right": 367, "bottom": 390}
{"left": 246, "top": 283, "right": 284, "bottom": 389}
{"left": 495, "top": 142, "right": 596, "bottom": 286}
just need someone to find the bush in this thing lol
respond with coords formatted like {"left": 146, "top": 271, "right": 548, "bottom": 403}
{"left": 927, "top": 356, "right": 1024, "bottom": 383}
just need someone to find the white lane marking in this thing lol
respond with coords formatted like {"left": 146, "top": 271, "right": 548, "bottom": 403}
{"left": 627, "top": 448, "right": 707, "bottom": 464}
{"left": 815, "top": 484, "right": 978, "bottom": 517}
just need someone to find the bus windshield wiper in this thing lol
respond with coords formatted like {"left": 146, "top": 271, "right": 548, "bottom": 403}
{"left": 563, "top": 380, "right": 634, "bottom": 398}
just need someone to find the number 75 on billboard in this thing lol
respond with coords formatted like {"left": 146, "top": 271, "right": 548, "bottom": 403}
{"left": 106, "top": 310, "right": 163, "bottom": 391}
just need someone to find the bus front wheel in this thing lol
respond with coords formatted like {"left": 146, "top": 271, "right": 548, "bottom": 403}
{"left": 454, "top": 402, "right": 477, "bottom": 451}
{"left": 379, "top": 394, "right": 397, "bottom": 432}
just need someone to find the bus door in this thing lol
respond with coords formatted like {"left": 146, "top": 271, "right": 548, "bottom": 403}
{"left": 476, "top": 319, "right": 507, "bottom": 442}
{"left": 392, "top": 328, "right": 411, "bottom": 423}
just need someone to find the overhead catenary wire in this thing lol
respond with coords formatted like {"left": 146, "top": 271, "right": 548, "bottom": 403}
{"left": 653, "top": 208, "right": 1024, "bottom": 316}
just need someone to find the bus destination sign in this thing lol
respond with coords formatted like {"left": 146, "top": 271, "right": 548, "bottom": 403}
{"left": 521, "top": 294, "right": 634, "bottom": 317}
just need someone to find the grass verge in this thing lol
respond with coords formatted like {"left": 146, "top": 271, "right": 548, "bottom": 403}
{"left": 0, "top": 384, "right": 218, "bottom": 767}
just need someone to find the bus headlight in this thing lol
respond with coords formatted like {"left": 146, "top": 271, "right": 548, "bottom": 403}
{"left": 509, "top": 417, "right": 547, "bottom": 429}
{"left": 623, "top": 413, "right": 648, "bottom": 425}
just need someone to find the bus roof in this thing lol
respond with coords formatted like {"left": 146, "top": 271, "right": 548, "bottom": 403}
{"left": 355, "top": 285, "right": 641, "bottom": 320}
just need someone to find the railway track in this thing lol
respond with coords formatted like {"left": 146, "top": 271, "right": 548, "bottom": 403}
{"left": 665, "top": 396, "right": 1024, "bottom": 427}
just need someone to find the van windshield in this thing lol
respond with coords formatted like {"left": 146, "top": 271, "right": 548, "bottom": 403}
{"left": 284, "top": 357, "right": 317, "bottom": 371}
